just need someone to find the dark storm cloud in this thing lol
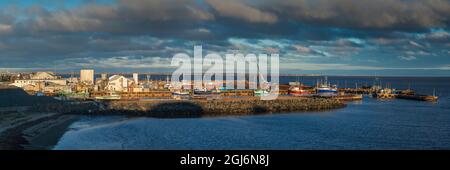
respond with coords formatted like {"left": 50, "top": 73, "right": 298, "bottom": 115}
{"left": 205, "top": 0, "right": 277, "bottom": 24}
{"left": 261, "top": 0, "right": 450, "bottom": 30}
{"left": 0, "top": 0, "right": 449, "bottom": 74}
{"left": 4, "top": 0, "right": 450, "bottom": 39}
{"left": 12, "top": 0, "right": 213, "bottom": 36}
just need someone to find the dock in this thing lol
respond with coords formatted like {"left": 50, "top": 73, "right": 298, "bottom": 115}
{"left": 396, "top": 94, "right": 438, "bottom": 102}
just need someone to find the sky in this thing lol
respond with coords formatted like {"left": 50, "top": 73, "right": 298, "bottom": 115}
{"left": 0, "top": 0, "right": 449, "bottom": 76}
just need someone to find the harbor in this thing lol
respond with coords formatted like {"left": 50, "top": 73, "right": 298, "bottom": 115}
{"left": 51, "top": 75, "right": 449, "bottom": 150}
{"left": 1, "top": 74, "right": 448, "bottom": 150}
{"left": 1, "top": 71, "right": 441, "bottom": 115}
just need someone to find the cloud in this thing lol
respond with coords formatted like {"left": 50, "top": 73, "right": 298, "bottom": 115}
{"left": 281, "top": 62, "right": 383, "bottom": 70}
{"left": 263, "top": 0, "right": 450, "bottom": 30}
{"left": 0, "top": 0, "right": 449, "bottom": 75}
{"left": 409, "top": 41, "right": 426, "bottom": 49}
{"left": 117, "top": 0, "right": 213, "bottom": 21}
{"left": 399, "top": 55, "right": 417, "bottom": 61}
{"left": 264, "top": 47, "right": 279, "bottom": 53}
{"left": 4, "top": 0, "right": 450, "bottom": 40}
{"left": 424, "top": 31, "right": 450, "bottom": 40}
{"left": 17, "top": 0, "right": 214, "bottom": 35}
{"left": 292, "top": 45, "right": 312, "bottom": 53}
{"left": 292, "top": 45, "right": 327, "bottom": 56}
{"left": 0, "top": 24, "right": 12, "bottom": 34}
{"left": 57, "top": 56, "right": 173, "bottom": 69}
{"left": 206, "top": 0, "right": 277, "bottom": 24}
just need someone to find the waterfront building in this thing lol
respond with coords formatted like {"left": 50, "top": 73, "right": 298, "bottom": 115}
{"left": 80, "top": 69, "right": 94, "bottom": 84}
{"left": 106, "top": 75, "right": 132, "bottom": 92}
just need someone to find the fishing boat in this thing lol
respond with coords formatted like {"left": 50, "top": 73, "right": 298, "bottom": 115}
{"left": 95, "top": 93, "right": 121, "bottom": 100}
{"left": 335, "top": 94, "right": 363, "bottom": 101}
{"left": 372, "top": 81, "right": 398, "bottom": 99}
{"left": 254, "top": 89, "right": 270, "bottom": 97}
{"left": 172, "top": 91, "right": 190, "bottom": 95}
{"left": 288, "top": 77, "right": 311, "bottom": 96}
{"left": 193, "top": 88, "right": 221, "bottom": 95}
{"left": 172, "top": 91, "right": 191, "bottom": 100}
{"left": 372, "top": 88, "right": 396, "bottom": 99}
{"left": 192, "top": 88, "right": 221, "bottom": 100}
{"left": 289, "top": 86, "right": 311, "bottom": 96}
{"left": 193, "top": 89, "right": 211, "bottom": 95}
{"left": 316, "top": 77, "right": 338, "bottom": 96}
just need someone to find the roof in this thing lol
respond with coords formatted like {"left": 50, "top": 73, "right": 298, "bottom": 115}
{"left": 31, "top": 72, "right": 56, "bottom": 79}
{"left": 109, "top": 75, "right": 130, "bottom": 82}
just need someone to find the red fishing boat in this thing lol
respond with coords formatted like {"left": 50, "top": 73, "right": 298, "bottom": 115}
{"left": 289, "top": 85, "right": 311, "bottom": 96}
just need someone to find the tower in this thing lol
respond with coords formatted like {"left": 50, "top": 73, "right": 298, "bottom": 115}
{"left": 80, "top": 69, "right": 94, "bottom": 84}
{"left": 133, "top": 73, "right": 138, "bottom": 85}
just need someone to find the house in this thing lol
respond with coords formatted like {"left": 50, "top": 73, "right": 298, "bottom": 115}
{"left": 106, "top": 75, "right": 132, "bottom": 92}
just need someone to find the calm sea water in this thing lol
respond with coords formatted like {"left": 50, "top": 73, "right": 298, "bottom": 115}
{"left": 54, "top": 77, "right": 450, "bottom": 149}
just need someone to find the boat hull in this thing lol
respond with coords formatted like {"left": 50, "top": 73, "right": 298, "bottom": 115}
{"left": 316, "top": 88, "right": 338, "bottom": 96}
{"left": 95, "top": 96, "right": 121, "bottom": 100}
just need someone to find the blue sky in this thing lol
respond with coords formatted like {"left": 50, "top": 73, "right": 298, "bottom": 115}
{"left": 0, "top": 0, "right": 449, "bottom": 76}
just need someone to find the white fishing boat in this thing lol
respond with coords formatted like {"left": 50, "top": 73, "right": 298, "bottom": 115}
{"left": 95, "top": 92, "right": 121, "bottom": 100}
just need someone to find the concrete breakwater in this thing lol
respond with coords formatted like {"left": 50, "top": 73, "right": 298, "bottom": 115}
{"left": 93, "top": 97, "right": 346, "bottom": 118}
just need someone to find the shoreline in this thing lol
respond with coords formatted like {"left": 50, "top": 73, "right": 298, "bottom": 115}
{"left": 0, "top": 113, "right": 79, "bottom": 150}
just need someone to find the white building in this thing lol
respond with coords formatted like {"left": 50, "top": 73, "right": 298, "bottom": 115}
{"left": 106, "top": 75, "right": 131, "bottom": 92}
{"left": 101, "top": 73, "right": 107, "bottom": 80}
{"left": 133, "top": 73, "right": 138, "bottom": 85}
{"left": 80, "top": 69, "right": 94, "bottom": 84}
{"left": 11, "top": 72, "right": 67, "bottom": 88}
